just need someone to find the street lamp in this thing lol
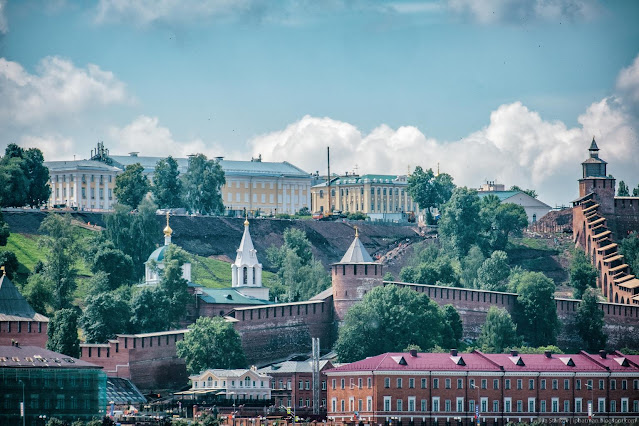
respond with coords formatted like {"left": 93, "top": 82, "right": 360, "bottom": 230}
{"left": 18, "top": 379, "right": 25, "bottom": 426}
{"left": 470, "top": 383, "right": 480, "bottom": 426}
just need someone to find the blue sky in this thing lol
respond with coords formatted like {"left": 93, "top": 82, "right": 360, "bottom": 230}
{"left": 1, "top": 0, "right": 639, "bottom": 206}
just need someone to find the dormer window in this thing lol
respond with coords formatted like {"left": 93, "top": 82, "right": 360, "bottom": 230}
{"left": 391, "top": 356, "right": 407, "bottom": 365}
{"left": 560, "top": 357, "right": 575, "bottom": 367}
{"left": 450, "top": 356, "right": 466, "bottom": 366}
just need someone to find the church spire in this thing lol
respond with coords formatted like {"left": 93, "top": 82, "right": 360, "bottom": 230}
{"left": 163, "top": 212, "right": 172, "bottom": 245}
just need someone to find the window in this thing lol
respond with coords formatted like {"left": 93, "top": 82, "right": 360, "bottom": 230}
{"left": 575, "top": 398, "right": 582, "bottom": 413}
{"left": 421, "top": 378, "right": 427, "bottom": 389}
{"left": 445, "top": 378, "right": 451, "bottom": 389}
{"left": 610, "top": 379, "right": 616, "bottom": 390}
{"left": 397, "top": 399, "right": 403, "bottom": 411}
{"left": 529, "top": 379, "right": 535, "bottom": 390}
{"left": 469, "top": 400, "right": 475, "bottom": 412}
{"left": 564, "top": 400, "right": 570, "bottom": 413}
{"left": 493, "top": 379, "right": 499, "bottom": 390}
{"left": 481, "top": 398, "right": 488, "bottom": 413}
{"left": 457, "top": 378, "right": 463, "bottom": 389}
{"left": 299, "top": 381, "right": 303, "bottom": 390}
{"left": 384, "top": 397, "right": 391, "bottom": 412}
{"left": 384, "top": 377, "right": 390, "bottom": 388}
{"left": 541, "top": 379, "right": 546, "bottom": 390}
{"left": 409, "top": 378, "right": 415, "bottom": 388}
{"left": 421, "top": 399, "right": 427, "bottom": 412}
{"left": 576, "top": 379, "right": 582, "bottom": 390}
{"left": 552, "top": 398, "right": 559, "bottom": 413}
{"left": 621, "top": 398, "right": 628, "bottom": 413}
{"left": 564, "top": 379, "right": 570, "bottom": 390}
{"left": 341, "top": 400, "right": 345, "bottom": 412}
{"left": 397, "top": 378, "right": 403, "bottom": 389}
{"left": 528, "top": 398, "right": 535, "bottom": 413}
{"left": 445, "top": 400, "right": 451, "bottom": 412}
{"left": 305, "top": 380, "right": 310, "bottom": 390}
{"left": 634, "top": 400, "right": 639, "bottom": 413}
{"left": 432, "top": 397, "right": 440, "bottom": 412}
{"left": 517, "top": 379, "right": 522, "bottom": 390}
{"left": 481, "top": 379, "right": 487, "bottom": 389}
{"left": 322, "top": 381, "right": 326, "bottom": 390}
{"left": 622, "top": 380, "right": 627, "bottom": 390}
{"left": 504, "top": 398, "right": 512, "bottom": 413}
{"left": 331, "top": 379, "right": 336, "bottom": 389}
{"left": 599, "top": 380, "right": 605, "bottom": 390}
{"left": 433, "top": 378, "right": 439, "bottom": 389}
{"left": 367, "top": 397, "right": 372, "bottom": 411}
{"left": 367, "top": 377, "right": 372, "bottom": 388}
{"left": 552, "top": 379, "right": 558, "bottom": 390}
{"left": 634, "top": 379, "right": 639, "bottom": 390}
{"left": 331, "top": 398, "right": 336, "bottom": 413}
{"left": 456, "top": 397, "right": 464, "bottom": 412}
{"left": 340, "top": 379, "right": 345, "bottom": 389}
{"left": 358, "top": 378, "right": 362, "bottom": 389}
{"left": 540, "top": 400, "right": 546, "bottom": 413}
{"left": 517, "top": 400, "right": 523, "bottom": 413}
{"left": 493, "top": 400, "right": 499, "bottom": 413}
{"left": 505, "top": 379, "right": 511, "bottom": 390}
{"left": 610, "top": 400, "right": 616, "bottom": 413}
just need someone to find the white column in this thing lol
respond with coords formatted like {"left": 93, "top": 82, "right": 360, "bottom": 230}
{"left": 74, "top": 175, "right": 79, "bottom": 208}
{"left": 256, "top": 265, "right": 262, "bottom": 287}
{"left": 231, "top": 264, "right": 237, "bottom": 287}
{"left": 247, "top": 267, "right": 254, "bottom": 287}
{"left": 65, "top": 176, "right": 71, "bottom": 206}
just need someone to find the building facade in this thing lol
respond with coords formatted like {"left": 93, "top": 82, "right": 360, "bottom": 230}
{"left": 311, "top": 174, "right": 418, "bottom": 221}
{"left": 0, "top": 344, "right": 107, "bottom": 425}
{"left": 325, "top": 349, "right": 639, "bottom": 425}
{"left": 188, "top": 367, "right": 272, "bottom": 401}
{"left": 0, "top": 272, "right": 48, "bottom": 348}
{"left": 477, "top": 185, "right": 551, "bottom": 224}
{"left": 572, "top": 138, "right": 639, "bottom": 304}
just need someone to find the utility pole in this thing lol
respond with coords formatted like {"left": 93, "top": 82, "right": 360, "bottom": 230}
{"left": 312, "top": 338, "right": 320, "bottom": 415}
{"left": 327, "top": 147, "right": 331, "bottom": 214}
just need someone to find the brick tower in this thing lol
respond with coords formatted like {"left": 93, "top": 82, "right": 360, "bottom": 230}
{"left": 331, "top": 228, "right": 383, "bottom": 321}
{"left": 578, "top": 137, "right": 616, "bottom": 215}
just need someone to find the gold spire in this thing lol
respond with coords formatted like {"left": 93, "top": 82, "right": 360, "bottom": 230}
{"left": 354, "top": 226, "right": 359, "bottom": 238}
{"left": 244, "top": 211, "right": 249, "bottom": 227}
{"left": 1, "top": 265, "right": 5, "bottom": 276}
{"left": 163, "top": 211, "right": 172, "bottom": 237}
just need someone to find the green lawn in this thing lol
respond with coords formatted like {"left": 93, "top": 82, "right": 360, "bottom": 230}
{"left": 1, "top": 233, "right": 47, "bottom": 271}
{"left": 191, "top": 254, "right": 278, "bottom": 288}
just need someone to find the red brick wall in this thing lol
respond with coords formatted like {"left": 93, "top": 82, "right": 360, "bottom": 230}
{"left": 332, "top": 263, "right": 383, "bottom": 321}
{"left": 230, "top": 299, "right": 335, "bottom": 364}
{"left": 0, "top": 320, "right": 48, "bottom": 348}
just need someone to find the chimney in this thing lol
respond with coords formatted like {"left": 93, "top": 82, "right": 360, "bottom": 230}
{"left": 510, "top": 350, "right": 518, "bottom": 357}
{"left": 599, "top": 350, "right": 607, "bottom": 359}
{"left": 450, "top": 349, "right": 458, "bottom": 356}
{"left": 544, "top": 350, "right": 552, "bottom": 358}
{"left": 409, "top": 349, "right": 418, "bottom": 357}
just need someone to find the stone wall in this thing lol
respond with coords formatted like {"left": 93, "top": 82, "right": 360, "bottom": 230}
{"left": 228, "top": 298, "right": 336, "bottom": 365}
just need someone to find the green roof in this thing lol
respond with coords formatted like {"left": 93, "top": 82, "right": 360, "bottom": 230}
{"left": 476, "top": 190, "right": 521, "bottom": 202}
{"left": 147, "top": 245, "right": 167, "bottom": 263}
{"left": 313, "top": 174, "right": 406, "bottom": 187}
{"left": 197, "top": 287, "right": 271, "bottom": 305}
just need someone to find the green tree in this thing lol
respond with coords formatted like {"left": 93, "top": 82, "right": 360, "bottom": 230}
{"left": 383, "top": 271, "right": 395, "bottom": 281}
{"left": 438, "top": 187, "right": 482, "bottom": 257}
{"left": 80, "top": 290, "right": 131, "bottom": 343}
{"left": 176, "top": 316, "right": 247, "bottom": 374}
{"left": 576, "top": 288, "right": 607, "bottom": 352}
{"left": 0, "top": 250, "right": 19, "bottom": 278}
{"left": 570, "top": 248, "right": 598, "bottom": 299}
{"left": 619, "top": 232, "right": 639, "bottom": 277}
{"left": 103, "top": 199, "right": 160, "bottom": 279}
{"left": 0, "top": 155, "right": 29, "bottom": 207}
{"left": 476, "top": 251, "right": 510, "bottom": 292}
{"left": 91, "top": 245, "right": 135, "bottom": 290}
{"left": 0, "top": 209, "right": 10, "bottom": 246}
{"left": 460, "top": 245, "right": 485, "bottom": 288}
{"left": 152, "top": 156, "right": 184, "bottom": 208}
{"left": 47, "top": 308, "right": 80, "bottom": 357}
{"left": 157, "top": 244, "right": 191, "bottom": 327}
{"left": 617, "top": 180, "right": 630, "bottom": 196}
{"left": 633, "top": 184, "right": 639, "bottom": 197}
{"left": 407, "top": 167, "right": 455, "bottom": 220}
{"left": 130, "top": 287, "right": 170, "bottom": 333}
{"left": 442, "top": 304, "right": 463, "bottom": 349}
{"left": 24, "top": 148, "right": 51, "bottom": 207}
{"left": 114, "top": 163, "right": 150, "bottom": 209}
{"left": 491, "top": 203, "right": 528, "bottom": 250}
{"left": 510, "top": 271, "right": 559, "bottom": 347}
{"left": 509, "top": 185, "right": 537, "bottom": 199}
{"left": 182, "top": 154, "right": 226, "bottom": 215}
{"left": 39, "top": 214, "right": 78, "bottom": 309}
{"left": 477, "top": 306, "right": 520, "bottom": 352}
{"left": 334, "top": 285, "right": 446, "bottom": 362}
{"left": 22, "top": 273, "right": 54, "bottom": 314}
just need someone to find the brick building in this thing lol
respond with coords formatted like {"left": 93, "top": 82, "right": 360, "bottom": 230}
{"left": 325, "top": 349, "right": 639, "bottom": 425}
{"left": 0, "top": 272, "right": 48, "bottom": 348}
{"left": 572, "top": 138, "right": 639, "bottom": 304}
{"left": 258, "top": 360, "right": 334, "bottom": 415}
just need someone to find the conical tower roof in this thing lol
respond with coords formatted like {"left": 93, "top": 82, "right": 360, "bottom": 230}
{"left": 0, "top": 274, "right": 48, "bottom": 321}
{"left": 338, "top": 228, "right": 374, "bottom": 263}
{"left": 589, "top": 137, "right": 599, "bottom": 151}
{"left": 235, "top": 219, "right": 259, "bottom": 267}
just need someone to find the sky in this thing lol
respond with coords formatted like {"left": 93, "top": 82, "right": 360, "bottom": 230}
{"left": 1, "top": 0, "right": 639, "bottom": 207}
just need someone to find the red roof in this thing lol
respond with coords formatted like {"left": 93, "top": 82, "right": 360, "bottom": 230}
{"left": 326, "top": 351, "right": 639, "bottom": 374}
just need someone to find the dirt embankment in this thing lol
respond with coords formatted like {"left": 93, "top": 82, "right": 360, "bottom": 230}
{"left": 3, "top": 210, "right": 421, "bottom": 270}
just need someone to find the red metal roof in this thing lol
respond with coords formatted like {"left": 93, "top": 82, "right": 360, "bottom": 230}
{"left": 327, "top": 352, "right": 502, "bottom": 373}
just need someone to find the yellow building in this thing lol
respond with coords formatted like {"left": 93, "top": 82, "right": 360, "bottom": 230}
{"left": 44, "top": 144, "right": 312, "bottom": 214}
{"left": 310, "top": 174, "right": 417, "bottom": 221}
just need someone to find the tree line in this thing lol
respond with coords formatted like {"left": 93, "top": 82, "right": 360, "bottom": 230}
{"left": 617, "top": 180, "right": 639, "bottom": 197}
{"left": 0, "top": 143, "right": 51, "bottom": 208}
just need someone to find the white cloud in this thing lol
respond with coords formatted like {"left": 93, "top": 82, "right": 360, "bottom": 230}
{"left": 447, "top": 0, "right": 597, "bottom": 24}
{"left": 248, "top": 92, "right": 639, "bottom": 207}
{"left": 0, "top": 56, "right": 129, "bottom": 126}
{"left": 106, "top": 115, "right": 229, "bottom": 159}
{"left": 95, "top": 0, "right": 255, "bottom": 25}
{"left": 616, "top": 55, "right": 639, "bottom": 104}
{"left": 17, "top": 134, "right": 77, "bottom": 161}
{"left": 0, "top": 0, "right": 7, "bottom": 34}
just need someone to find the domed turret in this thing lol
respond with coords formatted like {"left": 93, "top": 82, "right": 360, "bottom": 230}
{"left": 163, "top": 212, "right": 173, "bottom": 245}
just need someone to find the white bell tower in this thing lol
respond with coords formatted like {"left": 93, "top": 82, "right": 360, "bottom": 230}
{"left": 231, "top": 218, "right": 268, "bottom": 300}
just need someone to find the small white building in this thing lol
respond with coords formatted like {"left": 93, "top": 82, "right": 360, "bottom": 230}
{"left": 477, "top": 189, "right": 551, "bottom": 224}
{"left": 189, "top": 367, "right": 272, "bottom": 401}
{"left": 145, "top": 213, "right": 191, "bottom": 285}
{"left": 230, "top": 219, "right": 269, "bottom": 301}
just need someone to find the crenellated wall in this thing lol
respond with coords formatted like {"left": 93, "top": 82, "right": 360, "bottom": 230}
{"left": 0, "top": 320, "right": 48, "bottom": 348}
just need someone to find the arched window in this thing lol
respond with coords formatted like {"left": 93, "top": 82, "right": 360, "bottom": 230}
{"left": 207, "top": 377, "right": 213, "bottom": 388}
{"left": 243, "top": 267, "right": 248, "bottom": 285}
{"left": 245, "top": 377, "right": 251, "bottom": 387}
{"left": 252, "top": 269, "right": 256, "bottom": 285}
{"left": 532, "top": 213, "right": 537, "bottom": 223}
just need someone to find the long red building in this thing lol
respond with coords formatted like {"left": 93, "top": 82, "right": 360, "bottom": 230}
{"left": 325, "top": 349, "right": 639, "bottom": 425}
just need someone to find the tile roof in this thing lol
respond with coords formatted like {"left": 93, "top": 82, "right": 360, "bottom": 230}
{"left": 197, "top": 287, "right": 270, "bottom": 305}
{"left": 0, "top": 345, "right": 101, "bottom": 369}
{"left": 337, "top": 235, "right": 374, "bottom": 264}
{"left": 0, "top": 275, "right": 49, "bottom": 322}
